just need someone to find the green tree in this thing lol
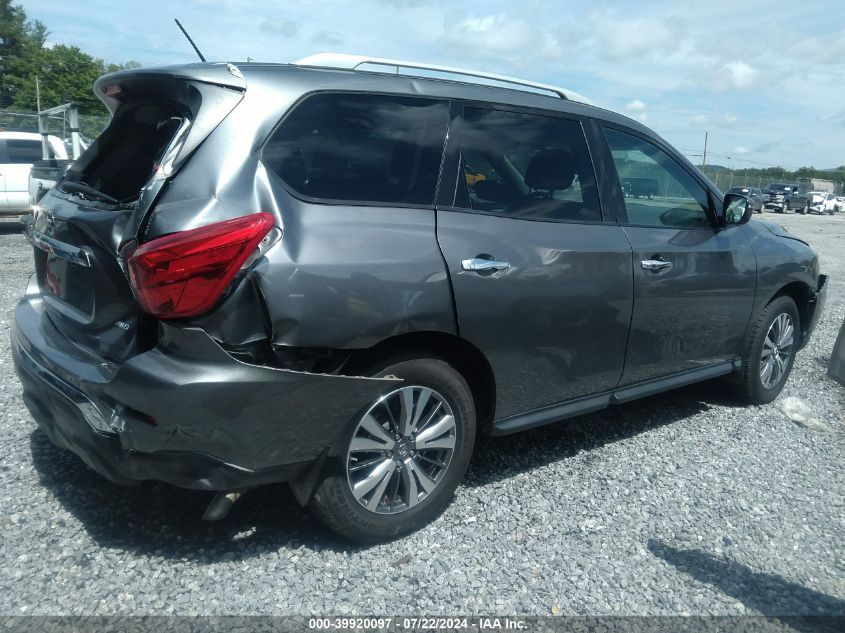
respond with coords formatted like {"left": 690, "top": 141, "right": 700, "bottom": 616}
{"left": 0, "top": 0, "right": 138, "bottom": 115}
{"left": 0, "top": 0, "right": 48, "bottom": 108}
{"left": 11, "top": 44, "right": 139, "bottom": 113}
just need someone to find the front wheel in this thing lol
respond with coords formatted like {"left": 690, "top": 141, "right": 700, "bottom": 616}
{"left": 783, "top": 200, "right": 790, "bottom": 213}
{"left": 310, "top": 358, "right": 476, "bottom": 542}
{"left": 734, "top": 296, "right": 799, "bottom": 405}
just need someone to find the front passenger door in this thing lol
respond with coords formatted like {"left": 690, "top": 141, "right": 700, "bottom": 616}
{"left": 602, "top": 127, "right": 757, "bottom": 385}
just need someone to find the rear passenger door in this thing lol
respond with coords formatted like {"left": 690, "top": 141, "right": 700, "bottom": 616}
{"left": 599, "top": 126, "right": 757, "bottom": 385}
{"left": 259, "top": 92, "right": 458, "bottom": 350}
{"left": 436, "top": 105, "right": 634, "bottom": 420}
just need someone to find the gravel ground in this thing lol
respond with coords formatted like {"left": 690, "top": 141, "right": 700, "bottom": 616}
{"left": 0, "top": 212, "right": 843, "bottom": 616}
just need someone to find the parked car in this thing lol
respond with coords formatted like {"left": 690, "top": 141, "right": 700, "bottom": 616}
{"left": 12, "top": 57, "right": 827, "bottom": 542}
{"left": 622, "top": 177, "right": 659, "bottom": 199}
{"left": 764, "top": 183, "right": 810, "bottom": 214}
{"left": 835, "top": 195, "right": 844, "bottom": 212}
{"left": 0, "top": 131, "right": 67, "bottom": 215}
{"left": 808, "top": 191, "right": 838, "bottom": 215}
{"left": 726, "top": 186, "right": 764, "bottom": 213}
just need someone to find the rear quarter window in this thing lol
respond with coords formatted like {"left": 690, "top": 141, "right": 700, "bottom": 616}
{"left": 2, "top": 139, "right": 50, "bottom": 163}
{"left": 262, "top": 93, "right": 449, "bottom": 206}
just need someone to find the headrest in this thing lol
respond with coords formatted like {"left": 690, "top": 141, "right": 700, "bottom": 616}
{"left": 524, "top": 149, "right": 576, "bottom": 191}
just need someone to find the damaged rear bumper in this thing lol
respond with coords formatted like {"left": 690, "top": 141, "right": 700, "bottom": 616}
{"left": 11, "top": 277, "right": 398, "bottom": 491}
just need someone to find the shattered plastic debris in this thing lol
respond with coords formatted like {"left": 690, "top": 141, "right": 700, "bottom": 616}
{"left": 779, "top": 396, "right": 833, "bottom": 431}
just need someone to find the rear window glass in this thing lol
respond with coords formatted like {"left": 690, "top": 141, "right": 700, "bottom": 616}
{"left": 263, "top": 93, "right": 449, "bottom": 206}
{"left": 3, "top": 139, "right": 50, "bottom": 163}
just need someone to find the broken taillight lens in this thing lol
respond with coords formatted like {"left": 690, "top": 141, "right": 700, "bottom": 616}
{"left": 127, "top": 212, "right": 274, "bottom": 319}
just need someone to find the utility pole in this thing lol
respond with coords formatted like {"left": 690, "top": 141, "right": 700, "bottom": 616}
{"left": 702, "top": 131, "right": 708, "bottom": 167}
{"left": 35, "top": 76, "right": 49, "bottom": 161}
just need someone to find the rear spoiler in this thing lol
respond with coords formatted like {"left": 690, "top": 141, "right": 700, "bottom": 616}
{"left": 85, "top": 63, "right": 247, "bottom": 176}
{"left": 93, "top": 62, "right": 246, "bottom": 114}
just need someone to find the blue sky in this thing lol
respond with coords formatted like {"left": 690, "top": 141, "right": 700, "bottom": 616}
{"left": 26, "top": 0, "right": 845, "bottom": 170}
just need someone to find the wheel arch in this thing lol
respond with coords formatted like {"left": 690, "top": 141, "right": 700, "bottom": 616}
{"left": 769, "top": 280, "right": 814, "bottom": 339}
{"left": 341, "top": 331, "right": 497, "bottom": 428}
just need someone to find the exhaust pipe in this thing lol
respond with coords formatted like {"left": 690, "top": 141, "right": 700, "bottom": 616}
{"left": 201, "top": 489, "right": 247, "bottom": 522}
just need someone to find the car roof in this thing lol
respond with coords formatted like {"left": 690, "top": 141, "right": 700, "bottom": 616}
{"left": 99, "top": 61, "right": 719, "bottom": 195}
{"left": 243, "top": 62, "right": 647, "bottom": 127}
{"left": 103, "top": 61, "right": 656, "bottom": 139}
{"left": 0, "top": 131, "right": 48, "bottom": 141}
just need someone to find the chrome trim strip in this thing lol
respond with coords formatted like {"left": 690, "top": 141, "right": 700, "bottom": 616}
{"left": 28, "top": 229, "right": 92, "bottom": 268}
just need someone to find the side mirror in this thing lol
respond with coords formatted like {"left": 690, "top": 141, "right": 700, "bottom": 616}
{"left": 722, "top": 193, "right": 753, "bottom": 225}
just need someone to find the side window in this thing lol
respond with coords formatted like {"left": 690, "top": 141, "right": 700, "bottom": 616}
{"left": 604, "top": 128, "right": 712, "bottom": 228}
{"left": 263, "top": 93, "right": 449, "bottom": 206}
{"left": 5, "top": 139, "right": 47, "bottom": 163}
{"left": 453, "top": 108, "right": 601, "bottom": 222}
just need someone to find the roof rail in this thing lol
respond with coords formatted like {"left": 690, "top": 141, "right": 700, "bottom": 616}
{"left": 293, "top": 53, "right": 593, "bottom": 106}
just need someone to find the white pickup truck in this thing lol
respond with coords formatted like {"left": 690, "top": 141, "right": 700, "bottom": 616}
{"left": 0, "top": 131, "right": 67, "bottom": 216}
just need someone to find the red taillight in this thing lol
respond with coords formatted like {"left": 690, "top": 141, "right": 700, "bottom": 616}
{"left": 127, "top": 213, "right": 275, "bottom": 319}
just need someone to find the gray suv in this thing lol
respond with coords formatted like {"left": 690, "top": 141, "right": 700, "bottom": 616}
{"left": 12, "top": 56, "right": 827, "bottom": 541}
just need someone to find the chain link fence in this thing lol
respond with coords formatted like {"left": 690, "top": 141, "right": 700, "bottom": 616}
{"left": 0, "top": 109, "right": 110, "bottom": 148}
{"left": 700, "top": 168, "right": 844, "bottom": 195}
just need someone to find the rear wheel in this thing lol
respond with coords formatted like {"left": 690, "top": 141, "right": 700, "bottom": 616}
{"left": 310, "top": 358, "right": 476, "bottom": 542}
{"left": 734, "top": 295, "right": 799, "bottom": 404}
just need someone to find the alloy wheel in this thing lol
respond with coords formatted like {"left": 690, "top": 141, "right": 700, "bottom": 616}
{"left": 346, "top": 386, "right": 457, "bottom": 515}
{"left": 760, "top": 312, "right": 794, "bottom": 389}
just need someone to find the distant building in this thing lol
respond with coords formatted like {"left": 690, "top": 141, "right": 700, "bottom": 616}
{"left": 809, "top": 178, "right": 835, "bottom": 192}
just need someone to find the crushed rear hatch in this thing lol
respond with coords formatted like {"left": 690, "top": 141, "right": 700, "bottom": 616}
{"left": 28, "top": 64, "right": 246, "bottom": 362}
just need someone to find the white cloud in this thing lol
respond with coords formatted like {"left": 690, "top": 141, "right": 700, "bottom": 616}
{"left": 585, "top": 9, "right": 689, "bottom": 62}
{"left": 441, "top": 12, "right": 563, "bottom": 62}
{"left": 259, "top": 19, "right": 298, "bottom": 37}
{"left": 733, "top": 146, "right": 750, "bottom": 155}
{"left": 312, "top": 30, "right": 344, "bottom": 46}
{"left": 719, "top": 61, "right": 760, "bottom": 90}
{"left": 822, "top": 109, "right": 845, "bottom": 127}
{"left": 789, "top": 28, "right": 845, "bottom": 67}
{"left": 625, "top": 99, "right": 647, "bottom": 112}
{"left": 692, "top": 112, "right": 739, "bottom": 128}
{"left": 22, "top": 0, "right": 845, "bottom": 168}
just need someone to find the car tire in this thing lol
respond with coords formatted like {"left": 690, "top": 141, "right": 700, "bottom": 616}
{"left": 309, "top": 357, "right": 476, "bottom": 542}
{"left": 734, "top": 295, "right": 800, "bottom": 405}
{"left": 783, "top": 200, "right": 790, "bottom": 212}
{"left": 803, "top": 202, "right": 809, "bottom": 214}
